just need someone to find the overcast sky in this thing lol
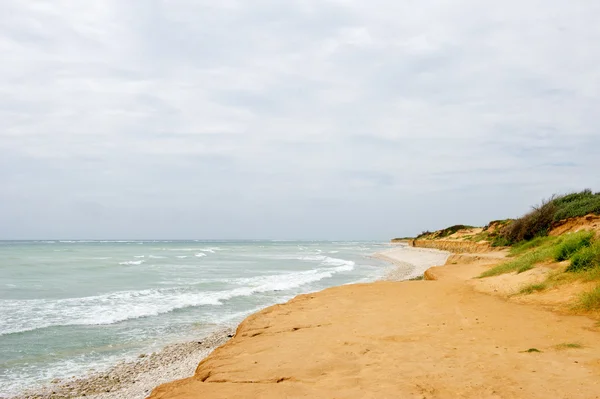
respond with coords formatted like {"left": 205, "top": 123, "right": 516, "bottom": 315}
{"left": 1, "top": 1, "right": 599, "bottom": 240}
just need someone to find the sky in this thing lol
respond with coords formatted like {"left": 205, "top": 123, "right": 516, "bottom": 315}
{"left": 1, "top": 1, "right": 599, "bottom": 240}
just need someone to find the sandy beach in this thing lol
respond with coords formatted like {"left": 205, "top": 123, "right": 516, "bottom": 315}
{"left": 147, "top": 246, "right": 600, "bottom": 399}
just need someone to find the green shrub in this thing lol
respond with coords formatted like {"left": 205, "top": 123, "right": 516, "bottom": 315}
{"left": 567, "top": 241, "right": 600, "bottom": 272}
{"left": 552, "top": 190, "right": 600, "bottom": 221}
{"left": 554, "top": 231, "right": 594, "bottom": 261}
{"left": 436, "top": 225, "right": 475, "bottom": 238}
{"left": 491, "top": 236, "right": 511, "bottom": 247}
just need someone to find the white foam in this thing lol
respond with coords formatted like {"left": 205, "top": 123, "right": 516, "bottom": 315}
{"left": 0, "top": 288, "right": 223, "bottom": 336}
{"left": 195, "top": 253, "right": 207, "bottom": 257}
{"left": 0, "top": 258, "right": 356, "bottom": 336}
{"left": 118, "top": 260, "right": 146, "bottom": 265}
{"left": 176, "top": 255, "right": 188, "bottom": 259}
{"left": 134, "top": 255, "right": 145, "bottom": 258}
{"left": 149, "top": 255, "right": 166, "bottom": 259}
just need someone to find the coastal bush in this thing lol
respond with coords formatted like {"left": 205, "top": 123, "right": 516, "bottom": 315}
{"left": 416, "top": 230, "right": 432, "bottom": 239}
{"left": 491, "top": 236, "right": 511, "bottom": 247}
{"left": 498, "top": 197, "right": 557, "bottom": 244}
{"left": 496, "top": 190, "right": 600, "bottom": 245}
{"left": 554, "top": 231, "right": 594, "bottom": 262}
{"left": 552, "top": 190, "right": 600, "bottom": 221}
{"left": 436, "top": 225, "right": 475, "bottom": 238}
{"left": 566, "top": 241, "right": 600, "bottom": 272}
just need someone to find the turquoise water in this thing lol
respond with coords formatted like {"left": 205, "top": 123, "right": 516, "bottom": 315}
{"left": 0, "top": 240, "right": 391, "bottom": 396}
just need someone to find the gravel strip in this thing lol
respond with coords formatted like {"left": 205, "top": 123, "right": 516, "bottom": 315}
{"left": 8, "top": 328, "right": 234, "bottom": 399}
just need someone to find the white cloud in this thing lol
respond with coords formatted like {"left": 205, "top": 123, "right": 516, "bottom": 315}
{"left": 1, "top": 0, "right": 599, "bottom": 239}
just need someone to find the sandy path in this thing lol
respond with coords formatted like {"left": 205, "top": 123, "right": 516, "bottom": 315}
{"left": 149, "top": 251, "right": 600, "bottom": 399}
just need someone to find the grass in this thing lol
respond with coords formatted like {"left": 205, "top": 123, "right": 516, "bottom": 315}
{"left": 480, "top": 231, "right": 600, "bottom": 280}
{"left": 519, "top": 283, "right": 547, "bottom": 295}
{"left": 554, "top": 343, "right": 583, "bottom": 350}
{"left": 522, "top": 348, "right": 542, "bottom": 353}
{"left": 566, "top": 241, "right": 600, "bottom": 272}
{"left": 577, "top": 285, "right": 600, "bottom": 311}
{"left": 479, "top": 245, "right": 555, "bottom": 278}
{"left": 554, "top": 231, "right": 594, "bottom": 261}
{"left": 509, "top": 236, "right": 558, "bottom": 257}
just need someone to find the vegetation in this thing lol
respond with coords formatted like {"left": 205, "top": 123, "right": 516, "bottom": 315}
{"left": 436, "top": 225, "right": 475, "bottom": 238}
{"left": 554, "top": 343, "right": 583, "bottom": 350}
{"left": 567, "top": 241, "right": 600, "bottom": 272}
{"left": 406, "top": 188, "right": 600, "bottom": 311}
{"left": 554, "top": 231, "right": 595, "bottom": 262}
{"left": 408, "top": 275, "right": 425, "bottom": 281}
{"left": 577, "top": 285, "right": 600, "bottom": 311}
{"left": 496, "top": 190, "right": 600, "bottom": 245}
{"left": 479, "top": 238, "right": 558, "bottom": 277}
{"left": 519, "top": 283, "right": 547, "bottom": 295}
{"left": 522, "top": 348, "right": 542, "bottom": 353}
{"left": 479, "top": 231, "right": 599, "bottom": 278}
{"left": 552, "top": 190, "right": 600, "bottom": 222}
{"left": 416, "top": 230, "right": 432, "bottom": 239}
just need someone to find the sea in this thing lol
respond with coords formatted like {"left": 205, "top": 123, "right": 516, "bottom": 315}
{"left": 0, "top": 240, "right": 395, "bottom": 396}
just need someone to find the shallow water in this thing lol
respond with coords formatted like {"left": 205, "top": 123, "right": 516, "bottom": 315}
{"left": 0, "top": 240, "right": 393, "bottom": 396}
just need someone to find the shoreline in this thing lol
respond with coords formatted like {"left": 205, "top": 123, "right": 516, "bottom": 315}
{"left": 6, "top": 246, "right": 448, "bottom": 399}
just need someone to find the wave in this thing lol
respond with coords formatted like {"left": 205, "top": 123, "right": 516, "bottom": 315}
{"left": 176, "top": 255, "right": 188, "bottom": 259}
{"left": 195, "top": 253, "right": 207, "bottom": 258}
{"left": 0, "top": 288, "right": 223, "bottom": 336}
{"left": 148, "top": 255, "right": 166, "bottom": 259}
{"left": 134, "top": 255, "right": 145, "bottom": 258}
{"left": 0, "top": 260, "right": 355, "bottom": 336}
{"left": 118, "top": 260, "right": 145, "bottom": 265}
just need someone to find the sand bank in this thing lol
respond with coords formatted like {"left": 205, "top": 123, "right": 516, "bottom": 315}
{"left": 375, "top": 244, "right": 450, "bottom": 280}
{"left": 149, "top": 250, "right": 600, "bottom": 399}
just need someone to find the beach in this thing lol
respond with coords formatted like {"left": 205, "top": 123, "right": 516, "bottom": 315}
{"left": 147, "top": 246, "right": 600, "bottom": 399}
{"left": 4, "top": 244, "right": 449, "bottom": 399}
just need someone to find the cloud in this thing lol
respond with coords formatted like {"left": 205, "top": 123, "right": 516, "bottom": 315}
{"left": 1, "top": 0, "right": 599, "bottom": 239}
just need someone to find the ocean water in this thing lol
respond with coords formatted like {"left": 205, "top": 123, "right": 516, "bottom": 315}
{"left": 0, "top": 240, "right": 393, "bottom": 396}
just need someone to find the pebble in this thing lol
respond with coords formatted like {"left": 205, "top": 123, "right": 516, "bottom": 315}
{"left": 7, "top": 328, "right": 234, "bottom": 399}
